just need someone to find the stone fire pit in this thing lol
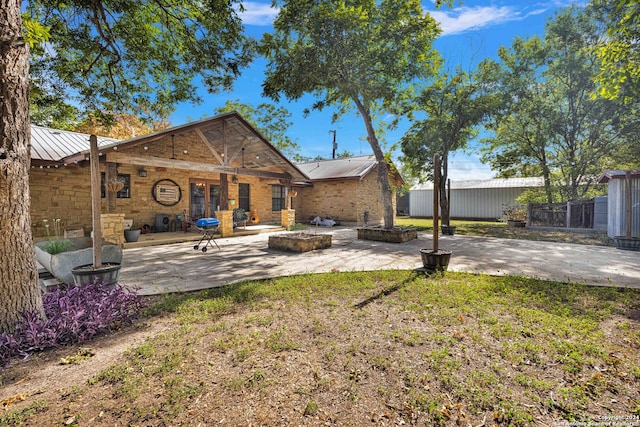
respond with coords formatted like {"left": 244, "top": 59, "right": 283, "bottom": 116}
{"left": 268, "top": 233, "right": 332, "bottom": 253}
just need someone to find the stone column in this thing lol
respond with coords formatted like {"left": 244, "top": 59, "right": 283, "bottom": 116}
{"left": 101, "top": 213, "right": 125, "bottom": 246}
{"left": 281, "top": 209, "right": 296, "bottom": 230}
{"left": 216, "top": 210, "right": 233, "bottom": 237}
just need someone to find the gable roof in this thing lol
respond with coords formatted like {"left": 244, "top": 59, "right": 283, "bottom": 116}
{"left": 29, "top": 113, "right": 309, "bottom": 182}
{"left": 296, "top": 155, "right": 379, "bottom": 181}
{"left": 411, "top": 177, "right": 544, "bottom": 191}
{"left": 598, "top": 170, "right": 640, "bottom": 183}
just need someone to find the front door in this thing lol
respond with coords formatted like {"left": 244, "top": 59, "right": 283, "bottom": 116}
{"left": 190, "top": 179, "right": 220, "bottom": 219}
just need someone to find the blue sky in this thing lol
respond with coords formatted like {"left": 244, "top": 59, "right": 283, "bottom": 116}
{"left": 170, "top": 0, "right": 581, "bottom": 180}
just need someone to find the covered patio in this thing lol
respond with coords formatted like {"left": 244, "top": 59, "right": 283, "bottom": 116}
{"left": 30, "top": 112, "right": 310, "bottom": 242}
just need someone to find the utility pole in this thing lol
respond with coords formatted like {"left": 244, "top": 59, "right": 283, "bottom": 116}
{"left": 330, "top": 130, "right": 337, "bottom": 159}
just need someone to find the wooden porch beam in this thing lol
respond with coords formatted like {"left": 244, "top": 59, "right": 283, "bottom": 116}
{"left": 195, "top": 128, "right": 225, "bottom": 165}
{"left": 105, "top": 152, "right": 292, "bottom": 180}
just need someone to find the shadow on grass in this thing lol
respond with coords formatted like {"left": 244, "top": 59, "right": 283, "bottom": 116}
{"left": 353, "top": 270, "right": 425, "bottom": 309}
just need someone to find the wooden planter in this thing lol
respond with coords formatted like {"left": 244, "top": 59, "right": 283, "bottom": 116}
{"left": 71, "top": 263, "right": 121, "bottom": 287}
{"left": 441, "top": 225, "right": 456, "bottom": 235}
{"left": 613, "top": 236, "right": 640, "bottom": 251}
{"left": 420, "top": 249, "right": 452, "bottom": 273}
{"left": 268, "top": 233, "right": 332, "bottom": 253}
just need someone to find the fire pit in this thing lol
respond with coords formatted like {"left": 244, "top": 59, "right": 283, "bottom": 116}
{"left": 268, "top": 233, "right": 332, "bottom": 253}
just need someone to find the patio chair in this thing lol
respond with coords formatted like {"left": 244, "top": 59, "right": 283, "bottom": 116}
{"left": 233, "top": 208, "right": 248, "bottom": 229}
{"left": 182, "top": 209, "right": 197, "bottom": 232}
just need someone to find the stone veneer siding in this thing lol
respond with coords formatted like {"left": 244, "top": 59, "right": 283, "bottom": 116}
{"left": 30, "top": 161, "right": 288, "bottom": 238}
{"left": 294, "top": 165, "right": 397, "bottom": 227}
{"left": 29, "top": 128, "right": 396, "bottom": 236}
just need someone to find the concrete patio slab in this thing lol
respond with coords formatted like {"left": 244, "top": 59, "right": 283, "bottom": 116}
{"left": 117, "top": 227, "right": 640, "bottom": 295}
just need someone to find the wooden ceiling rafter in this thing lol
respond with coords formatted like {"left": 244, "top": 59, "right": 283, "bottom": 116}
{"left": 105, "top": 152, "right": 292, "bottom": 181}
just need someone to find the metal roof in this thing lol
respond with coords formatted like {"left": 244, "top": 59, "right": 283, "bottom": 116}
{"left": 29, "top": 114, "right": 309, "bottom": 182}
{"left": 411, "top": 177, "right": 544, "bottom": 191}
{"left": 296, "top": 155, "right": 378, "bottom": 181}
{"left": 30, "top": 125, "right": 120, "bottom": 163}
{"left": 598, "top": 170, "right": 640, "bottom": 183}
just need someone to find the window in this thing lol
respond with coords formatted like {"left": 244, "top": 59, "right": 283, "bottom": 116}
{"left": 239, "top": 183, "right": 250, "bottom": 211}
{"left": 101, "top": 173, "right": 131, "bottom": 198}
{"left": 272, "top": 185, "right": 286, "bottom": 211}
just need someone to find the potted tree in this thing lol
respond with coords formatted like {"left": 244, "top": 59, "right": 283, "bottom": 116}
{"left": 71, "top": 135, "right": 122, "bottom": 287}
{"left": 420, "top": 155, "right": 452, "bottom": 272}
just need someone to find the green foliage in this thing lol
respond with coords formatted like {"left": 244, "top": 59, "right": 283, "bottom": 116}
{"left": 41, "top": 218, "right": 73, "bottom": 254}
{"left": 400, "top": 66, "right": 500, "bottom": 223}
{"left": 260, "top": 0, "right": 444, "bottom": 228}
{"left": 592, "top": 0, "right": 640, "bottom": 104}
{"left": 25, "top": 0, "right": 256, "bottom": 121}
{"left": 41, "top": 239, "right": 73, "bottom": 255}
{"left": 479, "top": 6, "right": 639, "bottom": 201}
{"left": 215, "top": 100, "right": 300, "bottom": 157}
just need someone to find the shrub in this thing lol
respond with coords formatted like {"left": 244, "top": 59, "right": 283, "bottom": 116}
{"left": 0, "top": 282, "right": 142, "bottom": 369}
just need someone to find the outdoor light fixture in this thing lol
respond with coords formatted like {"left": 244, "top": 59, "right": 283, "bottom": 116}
{"left": 232, "top": 175, "right": 238, "bottom": 184}
{"left": 138, "top": 168, "right": 147, "bottom": 177}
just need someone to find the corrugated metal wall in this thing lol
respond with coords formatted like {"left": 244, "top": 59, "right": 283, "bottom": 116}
{"left": 410, "top": 187, "right": 529, "bottom": 220}
{"left": 607, "top": 178, "right": 640, "bottom": 238}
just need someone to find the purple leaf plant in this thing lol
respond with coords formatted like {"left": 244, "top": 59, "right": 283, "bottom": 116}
{"left": 0, "top": 281, "right": 142, "bottom": 369}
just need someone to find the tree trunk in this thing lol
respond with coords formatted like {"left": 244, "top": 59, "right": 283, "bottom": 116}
{"left": 439, "top": 148, "right": 450, "bottom": 226}
{"left": 0, "top": 0, "right": 45, "bottom": 333}
{"left": 353, "top": 99, "right": 394, "bottom": 229}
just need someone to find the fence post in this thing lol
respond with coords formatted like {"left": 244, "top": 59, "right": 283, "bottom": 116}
{"left": 566, "top": 201, "right": 572, "bottom": 228}
{"left": 527, "top": 202, "right": 532, "bottom": 227}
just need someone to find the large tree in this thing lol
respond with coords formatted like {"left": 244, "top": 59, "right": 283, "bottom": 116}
{"left": 401, "top": 66, "right": 498, "bottom": 225}
{"left": 215, "top": 100, "right": 300, "bottom": 158}
{"left": 481, "top": 6, "right": 635, "bottom": 201}
{"left": 260, "top": 0, "right": 443, "bottom": 229}
{"left": 1, "top": 0, "right": 45, "bottom": 332}
{"left": 0, "top": 0, "right": 254, "bottom": 333}
{"left": 26, "top": 0, "right": 255, "bottom": 120}
{"left": 591, "top": 0, "right": 639, "bottom": 104}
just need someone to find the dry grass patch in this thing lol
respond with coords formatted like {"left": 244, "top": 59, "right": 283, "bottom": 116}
{"left": 1, "top": 271, "right": 639, "bottom": 426}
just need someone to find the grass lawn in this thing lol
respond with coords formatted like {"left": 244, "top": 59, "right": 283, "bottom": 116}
{"left": 395, "top": 217, "right": 615, "bottom": 246}
{"left": 2, "top": 271, "right": 638, "bottom": 426}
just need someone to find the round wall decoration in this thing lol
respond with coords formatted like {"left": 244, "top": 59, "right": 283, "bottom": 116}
{"left": 152, "top": 179, "right": 182, "bottom": 206}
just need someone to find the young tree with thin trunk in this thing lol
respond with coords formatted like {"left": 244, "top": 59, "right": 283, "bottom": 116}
{"left": 401, "top": 66, "right": 498, "bottom": 226}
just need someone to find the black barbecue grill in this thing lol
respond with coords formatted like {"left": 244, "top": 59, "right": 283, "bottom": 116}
{"left": 194, "top": 218, "right": 220, "bottom": 252}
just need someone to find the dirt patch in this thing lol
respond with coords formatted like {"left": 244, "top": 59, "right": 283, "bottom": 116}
{"left": 2, "top": 275, "right": 638, "bottom": 426}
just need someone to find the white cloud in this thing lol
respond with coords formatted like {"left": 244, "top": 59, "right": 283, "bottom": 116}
{"left": 430, "top": 6, "right": 517, "bottom": 36}
{"left": 236, "top": 1, "right": 279, "bottom": 26}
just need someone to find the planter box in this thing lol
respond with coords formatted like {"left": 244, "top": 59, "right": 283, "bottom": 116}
{"left": 507, "top": 220, "right": 526, "bottom": 228}
{"left": 357, "top": 226, "right": 417, "bottom": 243}
{"left": 35, "top": 237, "right": 123, "bottom": 284}
{"left": 268, "top": 233, "right": 332, "bottom": 253}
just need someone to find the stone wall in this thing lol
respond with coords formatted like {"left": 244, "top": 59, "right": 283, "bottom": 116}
{"left": 29, "top": 162, "right": 286, "bottom": 237}
{"left": 29, "top": 131, "right": 397, "bottom": 236}
{"left": 294, "top": 165, "right": 397, "bottom": 227}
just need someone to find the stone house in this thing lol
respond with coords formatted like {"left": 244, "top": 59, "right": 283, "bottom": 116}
{"left": 29, "top": 112, "right": 401, "bottom": 242}
{"left": 294, "top": 155, "right": 403, "bottom": 225}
